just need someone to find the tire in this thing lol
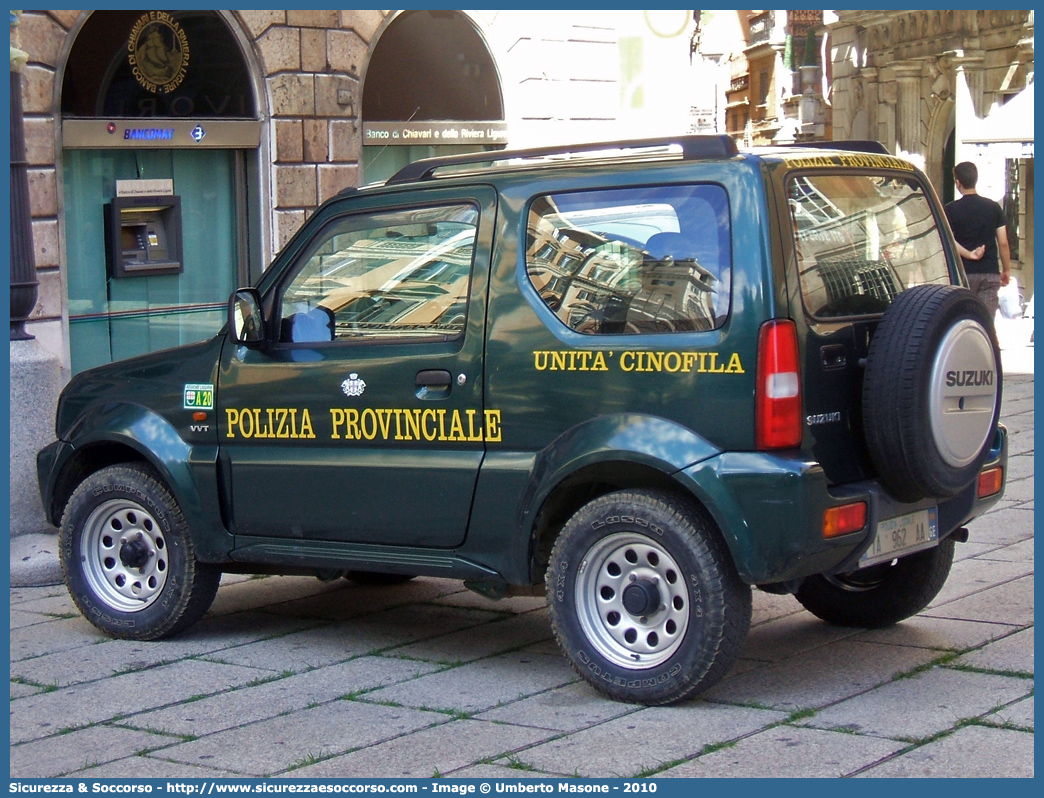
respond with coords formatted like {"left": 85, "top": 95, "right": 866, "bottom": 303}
{"left": 59, "top": 463, "right": 221, "bottom": 640}
{"left": 795, "top": 537, "right": 955, "bottom": 628}
{"left": 344, "top": 571, "right": 416, "bottom": 586}
{"left": 862, "top": 285, "right": 1001, "bottom": 502}
{"left": 547, "top": 490, "right": 751, "bottom": 705}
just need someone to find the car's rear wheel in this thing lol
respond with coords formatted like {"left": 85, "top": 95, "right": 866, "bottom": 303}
{"left": 60, "top": 463, "right": 220, "bottom": 640}
{"left": 547, "top": 490, "right": 750, "bottom": 705}
{"left": 794, "top": 537, "right": 955, "bottom": 628}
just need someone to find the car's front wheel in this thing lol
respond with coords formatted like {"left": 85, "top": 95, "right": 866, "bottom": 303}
{"left": 547, "top": 490, "right": 751, "bottom": 705}
{"left": 60, "top": 463, "right": 220, "bottom": 640}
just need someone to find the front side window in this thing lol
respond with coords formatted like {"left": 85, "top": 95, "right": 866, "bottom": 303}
{"left": 525, "top": 185, "right": 731, "bottom": 335}
{"left": 278, "top": 203, "right": 479, "bottom": 343}
{"left": 789, "top": 173, "right": 950, "bottom": 318}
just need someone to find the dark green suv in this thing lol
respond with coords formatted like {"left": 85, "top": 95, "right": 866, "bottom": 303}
{"left": 38, "top": 136, "right": 1007, "bottom": 704}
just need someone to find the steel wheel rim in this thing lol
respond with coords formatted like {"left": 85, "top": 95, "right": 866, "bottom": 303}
{"left": 575, "top": 532, "right": 689, "bottom": 669}
{"left": 81, "top": 499, "right": 169, "bottom": 612}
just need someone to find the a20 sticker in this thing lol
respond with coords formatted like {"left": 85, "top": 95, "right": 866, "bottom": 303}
{"left": 184, "top": 383, "right": 214, "bottom": 410}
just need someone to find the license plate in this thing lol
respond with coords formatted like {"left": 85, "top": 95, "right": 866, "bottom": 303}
{"left": 859, "top": 507, "right": 939, "bottom": 568}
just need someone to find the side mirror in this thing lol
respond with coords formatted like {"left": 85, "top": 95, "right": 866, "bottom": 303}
{"left": 228, "top": 288, "right": 266, "bottom": 346}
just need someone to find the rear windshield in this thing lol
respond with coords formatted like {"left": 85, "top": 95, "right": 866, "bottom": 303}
{"left": 525, "top": 184, "right": 731, "bottom": 335}
{"left": 788, "top": 173, "right": 951, "bottom": 318}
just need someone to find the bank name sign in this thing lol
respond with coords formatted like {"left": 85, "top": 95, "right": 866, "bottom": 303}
{"left": 363, "top": 121, "right": 508, "bottom": 145}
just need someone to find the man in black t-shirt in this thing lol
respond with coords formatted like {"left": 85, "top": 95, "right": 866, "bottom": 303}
{"left": 944, "top": 161, "right": 1011, "bottom": 317}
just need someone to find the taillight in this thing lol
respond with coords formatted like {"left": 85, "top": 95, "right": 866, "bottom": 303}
{"left": 756, "top": 319, "right": 802, "bottom": 449}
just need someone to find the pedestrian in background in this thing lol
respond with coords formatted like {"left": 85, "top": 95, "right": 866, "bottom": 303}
{"left": 944, "top": 161, "right": 1012, "bottom": 317}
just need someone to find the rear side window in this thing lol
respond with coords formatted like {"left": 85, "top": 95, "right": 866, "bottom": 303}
{"left": 788, "top": 173, "right": 950, "bottom": 318}
{"left": 525, "top": 184, "right": 731, "bottom": 335}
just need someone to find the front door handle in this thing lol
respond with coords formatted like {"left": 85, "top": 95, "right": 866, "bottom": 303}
{"left": 416, "top": 369, "right": 452, "bottom": 399}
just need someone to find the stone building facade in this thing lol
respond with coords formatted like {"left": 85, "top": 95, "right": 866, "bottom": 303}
{"left": 16, "top": 9, "right": 716, "bottom": 375}
{"left": 17, "top": 10, "right": 386, "bottom": 373}
{"left": 827, "top": 10, "right": 1034, "bottom": 297}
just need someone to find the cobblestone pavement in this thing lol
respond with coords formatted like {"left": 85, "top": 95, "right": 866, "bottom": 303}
{"left": 9, "top": 376, "right": 1033, "bottom": 779}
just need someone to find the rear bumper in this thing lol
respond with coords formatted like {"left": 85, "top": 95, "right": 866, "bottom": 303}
{"left": 676, "top": 424, "right": 1008, "bottom": 584}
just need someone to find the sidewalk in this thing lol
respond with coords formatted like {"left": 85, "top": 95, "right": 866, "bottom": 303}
{"left": 9, "top": 373, "right": 1033, "bottom": 779}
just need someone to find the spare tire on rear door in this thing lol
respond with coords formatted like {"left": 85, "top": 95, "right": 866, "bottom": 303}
{"left": 862, "top": 284, "right": 1001, "bottom": 503}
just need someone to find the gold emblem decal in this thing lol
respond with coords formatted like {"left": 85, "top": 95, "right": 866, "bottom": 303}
{"left": 128, "top": 12, "right": 189, "bottom": 94}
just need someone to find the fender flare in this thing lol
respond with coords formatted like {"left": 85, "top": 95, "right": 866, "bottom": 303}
{"left": 57, "top": 403, "right": 231, "bottom": 560}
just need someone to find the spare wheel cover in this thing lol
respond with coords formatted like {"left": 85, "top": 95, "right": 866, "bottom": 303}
{"left": 928, "top": 318, "right": 999, "bottom": 468}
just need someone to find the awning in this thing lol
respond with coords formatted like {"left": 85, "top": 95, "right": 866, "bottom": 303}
{"left": 963, "top": 82, "right": 1034, "bottom": 158}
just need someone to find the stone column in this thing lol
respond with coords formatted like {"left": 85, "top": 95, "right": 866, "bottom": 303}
{"left": 893, "top": 60, "right": 925, "bottom": 166}
{"left": 950, "top": 51, "right": 985, "bottom": 163}
{"left": 9, "top": 10, "right": 63, "bottom": 580}
{"left": 9, "top": 11, "right": 36, "bottom": 340}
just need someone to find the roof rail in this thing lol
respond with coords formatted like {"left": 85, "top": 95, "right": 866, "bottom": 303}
{"left": 385, "top": 134, "right": 739, "bottom": 185}
{"left": 782, "top": 140, "right": 890, "bottom": 155}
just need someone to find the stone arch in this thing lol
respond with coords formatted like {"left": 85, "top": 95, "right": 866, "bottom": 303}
{"left": 926, "top": 92, "right": 955, "bottom": 199}
{"left": 59, "top": 11, "right": 260, "bottom": 119}
{"left": 361, "top": 10, "right": 504, "bottom": 123}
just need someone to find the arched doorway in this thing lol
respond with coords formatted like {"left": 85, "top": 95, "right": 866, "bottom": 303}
{"left": 361, "top": 10, "right": 507, "bottom": 183}
{"left": 60, "top": 10, "right": 262, "bottom": 373}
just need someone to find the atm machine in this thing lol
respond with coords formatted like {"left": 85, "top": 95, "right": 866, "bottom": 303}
{"left": 106, "top": 193, "right": 183, "bottom": 278}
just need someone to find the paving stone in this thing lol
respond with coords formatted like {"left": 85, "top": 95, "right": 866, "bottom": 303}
{"left": 736, "top": 611, "right": 859, "bottom": 662}
{"left": 475, "top": 682, "right": 640, "bottom": 732}
{"left": 661, "top": 725, "right": 903, "bottom": 778}
{"left": 521, "top": 639, "right": 563, "bottom": 657}
{"left": 9, "top": 608, "right": 58, "bottom": 630}
{"left": 127, "top": 655, "right": 440, "bottom": 736}
{"left": 430, "top": 588, "right": 547, "bottom": 615}
{"left": 10, "top": 616, "right": 101, "bottom": 660}
{"left": 448, "top": 764, "right": 553, "bottom": 779}
{"left": 951, "top": 541, "right": 999, "bottom": 561}
{"left": 985, "top": 695, "right": 1033, "bottom": 729}
{"left": 1004, "top": 452, "right": 1035, "bottom": 481}
{"left": 925, "top": 575, "right": 1033, "bottom": 626}
{"left": 386, "top": 609, "right": 553, "bottom": 663}
{"left": 11, "top": 591, "right": 78, "bottom": 616}
{"left": 953, "top": 627, "right": 1034, "bottom": 674}
{"left": 798, "top": 667, "right": 1032, "bottom": 740}
{"left": 11, "top": 723, "right": 182, "bottom": 777}
{"left": 69, "top": 756, "right": 241, "bottom": 779}
{"left": 10, "top": 680, "right": 41, "bottom": 699}
{"left": 10, "top": 585, "right": 67, "bottom": 605}
{"left": 963, "top": 506, "right": 1034, "bottom": 547}
{"left": 159, "top": 700, "right": 447, "bottom": 776}
{"left": 11, "top": 614, "right": 323, "bottom": 689}
{"left": 519, "top": 703, "right": 786, "bottom": 778}
{"left": 365, "top": 651, "right": 576, "bottom": 714}
{"left": 293, "top": 718, "right": 555, "bottom": 778}
{"left": 977, "top": 537, "right": 1034, "bottom": 563}
{"left": 207, "top": 574, "right": 344, "bottom": 615}
{"left": 10, "top": 659, "right": 270, "bottom": 744}
{"left": 928, "top": 556, "right": 1033, "bottom": 608}
{"left": 702, "top": 640, "right": 940, "bottom": 711}
{"left": 852, "top": 615, "right": 1019, "bottom": 652}
{"left": 267, "top": 577, "right": 464, "bottom": 620}
{"left": 999, "top": 475, "right": 1034, "bottom": 505}
{"left": 856, "top": 725, "right": 1034, "bottom": 777}
{"left": 194, "top": 610, "right": 493, "bottom": 672}
{"left": 750, "top": 589, "right": 806, "bottom": 627}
